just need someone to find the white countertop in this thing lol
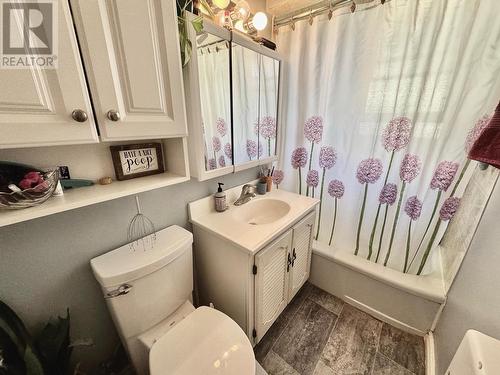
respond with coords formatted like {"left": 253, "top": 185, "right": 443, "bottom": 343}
{"left": 188, "top": 183, "right": 319, "bottom": 254}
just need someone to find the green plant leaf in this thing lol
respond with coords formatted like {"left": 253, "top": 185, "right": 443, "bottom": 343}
{"left": 24, "top": 346, "right": 44, "bottom": 375}
{"left": 0, "top": 328, "right": 26, "bottom": 375}
{"left": 0, "top": 301, "right": 30, "bottom": 356}
{"left": 191, "top": 17, "right": 204, "bottom": 33}
{"left": 35, "top": 310, "right": 71, "bottom": 375}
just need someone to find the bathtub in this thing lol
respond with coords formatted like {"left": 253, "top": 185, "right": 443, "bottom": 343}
{"left": 309, "top": 240, "right": 446, "bottom": 336}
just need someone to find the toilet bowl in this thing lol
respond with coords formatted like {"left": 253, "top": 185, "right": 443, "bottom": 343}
{"left": 149, "top": 306, "right": 255, "bottom": 374}
{"left": 90, "top": 225, "right": 255, "bottom": 375}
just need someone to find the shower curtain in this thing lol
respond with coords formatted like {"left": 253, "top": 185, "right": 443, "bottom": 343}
{"left": 197, "top": 41, "right": 232, "bottom": 170}
{"left": 276, "top": 0, "right": 500, "bottom": 274}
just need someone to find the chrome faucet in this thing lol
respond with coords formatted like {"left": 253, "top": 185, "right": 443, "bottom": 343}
{"left": 234, "top": 184, "right": 256, "bottom": 206}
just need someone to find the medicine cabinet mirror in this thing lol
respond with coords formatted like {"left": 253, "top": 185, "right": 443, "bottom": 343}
{"left": 184, "top": 14, "right": 282, "bottom": 180}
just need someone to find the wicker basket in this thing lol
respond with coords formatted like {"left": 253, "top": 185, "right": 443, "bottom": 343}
{"left": 0, "top": 170, "right": 59, "bottom": 209}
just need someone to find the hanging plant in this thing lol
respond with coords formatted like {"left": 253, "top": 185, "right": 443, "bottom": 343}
{"left": 177, "top": 0, "right": 211, "bottom": 67}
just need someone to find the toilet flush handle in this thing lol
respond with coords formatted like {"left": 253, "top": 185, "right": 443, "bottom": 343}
{"left": 105, "top": 283, "right": 133, "bottom": 299}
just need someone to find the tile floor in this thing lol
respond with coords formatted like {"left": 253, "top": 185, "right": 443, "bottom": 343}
{"left": 254, "top": 282, "right": 425, "bottom": 375}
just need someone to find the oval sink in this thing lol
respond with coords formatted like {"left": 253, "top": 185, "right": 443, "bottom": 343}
{"left": 234, "top": 199, "right": 291, "bottom": 225}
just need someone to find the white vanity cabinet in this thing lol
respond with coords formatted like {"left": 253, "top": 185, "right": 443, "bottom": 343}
{"left": 254, "top": 212, "right": 315, "bottom": 341}
{"left": 0, "top": 0, "right": 98, "bottom": 149}
{"left": 70, "top": 0, "right": 187, "bottom": 141}
{"left": 191, "top": 194, "right": 317, "bottom": 345}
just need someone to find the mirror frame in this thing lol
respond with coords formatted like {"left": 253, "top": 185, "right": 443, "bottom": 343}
{"left": 184, "top": 13, "right": 284, "bottom": 180}
{"left": 231, "top": 32, "right": 283, "bottom": 173}
{"left": 184, "top": 14, "right": 234, "bottom": 181}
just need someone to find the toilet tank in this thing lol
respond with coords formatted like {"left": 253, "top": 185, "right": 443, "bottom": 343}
{"left": 91, "top": 225, "right": 193, "bottom": 341}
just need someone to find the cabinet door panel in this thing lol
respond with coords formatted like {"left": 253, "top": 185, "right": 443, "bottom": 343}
{"left": 289, "top": 211, "right": 315, "bottom": 300}
{"left": 71, "top": 0, "right": 187, "bottom": 141}
{"left": 0, "top": 0, "right": 97, "bottom": 148}
{"left": 254, "top": 230, "right": 292, "bottom": 342}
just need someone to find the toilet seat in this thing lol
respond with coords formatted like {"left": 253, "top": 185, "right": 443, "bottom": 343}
{"left": 149, "top": 306, "right": 256, "bottom": 375}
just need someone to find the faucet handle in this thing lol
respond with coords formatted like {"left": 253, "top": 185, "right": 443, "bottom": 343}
{"left": 242, "top": 184, "right": 256, "bottom": 193}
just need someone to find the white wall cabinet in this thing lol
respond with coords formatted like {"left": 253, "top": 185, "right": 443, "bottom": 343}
{"left": 70, "top": 0, "right": 187, "bottom": 141}
{"left": 1, "top": 0, "right": 187, "bottom": 148}
{"left": 193, "top": 209, "right": 316, "bottom": 344}
{"left": 0, "top": 0, "right": 98, "bottom": 149}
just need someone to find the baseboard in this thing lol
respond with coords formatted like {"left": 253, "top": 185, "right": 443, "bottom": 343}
{"left": 425, "top": 331, "right": 436, "bottom": 375}
{"left": 343, "top": 295, "right": 426, "bottom": 337}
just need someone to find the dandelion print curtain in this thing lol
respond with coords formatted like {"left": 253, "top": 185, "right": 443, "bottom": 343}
{"left": 276, "top": 0, "right": 500, "bottom": 274}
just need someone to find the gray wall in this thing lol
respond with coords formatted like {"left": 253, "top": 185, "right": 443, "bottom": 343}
{"left": 0, "top": 168, "right": 258, "bottom": 373}
{"left": 434, "top": 181, "right": 500, "bottom": 374}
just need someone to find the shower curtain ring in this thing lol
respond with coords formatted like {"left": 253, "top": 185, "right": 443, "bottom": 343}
{"left": 328, "top": 1, "right": 333, "bottom": 20}
{"left": 308, "top": 10, "right": 314, "bottom": 25}
{"left": 290, "top": 17, "right": 295, "bottom": 31}
{"left": 351, "top": 1, "right": 356, "bottom": 13}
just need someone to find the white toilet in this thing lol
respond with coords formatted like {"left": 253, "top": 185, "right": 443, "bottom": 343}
{"left": 90, "top": 225, "right": 256, "bottom": 375}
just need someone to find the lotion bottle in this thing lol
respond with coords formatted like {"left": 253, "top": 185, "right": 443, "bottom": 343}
{"left": 214, "top": 182, "right": 227, "bottom": 212}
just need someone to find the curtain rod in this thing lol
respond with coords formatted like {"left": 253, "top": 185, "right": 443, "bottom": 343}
{"left": 274, "top": 0, "right": 387, "bottom": 28}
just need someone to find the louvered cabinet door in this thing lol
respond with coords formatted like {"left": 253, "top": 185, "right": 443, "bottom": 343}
{"left": 289, "top": 211, "right": 315, "bottom": 300}
{"left": 70, "top": 0, "right": 187, "bottom": 141}
{"left": 254, "top": 230, "right": 292, "bottom": 342}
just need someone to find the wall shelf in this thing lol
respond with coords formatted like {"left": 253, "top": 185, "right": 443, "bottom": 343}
{"left": 0, "top": 172, "right": 189, "bottom": 228}
{"left": 0, "top": 137, "right": 191, "bottom": 228}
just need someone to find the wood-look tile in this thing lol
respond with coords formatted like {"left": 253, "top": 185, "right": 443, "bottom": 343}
{"left": 378, "top": 324, "right": 425, "bottom": 375}
{"left": 256, "top": 361, "right": 268, "bottom": 375}
{"left": 255, "top": 282, "right": 313, "bottom": 363}
{"left": 262, "top": 351, "right": 300, "bottom": 375}
{"left": 308, "top": 284, "right": 344, "bottom": 314}
{"left": 312, "top": 359, "right": 335, "bottom": 375}
{"left": 273, "top": 299, "right": 337, "bottom": 375}
{"left": 371, "top": 352, "right": 414, "bottom": 375}
{"left": 320, "top": 304, "right": 382, "bottom": 375}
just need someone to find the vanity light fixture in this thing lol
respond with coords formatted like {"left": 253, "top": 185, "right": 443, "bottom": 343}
{"left": 201, "top": 0, "right": 268, "bottom": 34}
{"left": 234, "top": 0, "right": 250, "bottom": 20}
{"left": 212, "top": 0, "right": 230, "bottom": 10}
{"left": 234, "top": 19, "right": 245, "bottom": 32}
{"left": 251, "top": 11, "right": 268, "bottom": 31}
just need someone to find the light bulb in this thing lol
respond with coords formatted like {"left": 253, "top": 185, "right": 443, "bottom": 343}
{"left": 252, "top": 12, "right": 268, "bottom": 31}
{"left": 212, "top": 0, "right": 230, "bottom": 10}
{"left": 234, "top": 19, "right": 245, "bottom": 32}
{"left": 234, "top": 0, "right": 250, "bottom": 21}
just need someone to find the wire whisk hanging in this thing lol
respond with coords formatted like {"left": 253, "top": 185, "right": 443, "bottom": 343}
{"left": 128, "top": 195, "right": 156, "bottom": 251}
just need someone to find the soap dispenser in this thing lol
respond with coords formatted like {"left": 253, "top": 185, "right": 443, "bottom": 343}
{"left": 214, "top": 182, "right": 227, "bottom": 212}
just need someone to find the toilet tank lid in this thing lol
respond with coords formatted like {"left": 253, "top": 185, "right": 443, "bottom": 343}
{"left": 90, "top": 225, "right": 193, "bottom": 288}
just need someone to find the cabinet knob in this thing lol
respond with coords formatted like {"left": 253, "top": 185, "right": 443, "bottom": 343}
{"left": 106, "top": 110, "right": 121, "bottom": 122}
{"left": 71, "top": 109, "right": 88, "bottom": 122}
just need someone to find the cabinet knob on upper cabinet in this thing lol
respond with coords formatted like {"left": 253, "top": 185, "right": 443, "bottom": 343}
{"left": 71, "top": 109, "right": 88, "bottom": 122}
{"left": 106, "top": 110, "right": 121, "bottom": 122}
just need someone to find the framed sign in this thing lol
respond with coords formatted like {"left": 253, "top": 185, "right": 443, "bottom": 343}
{"left": 110, "top": 143, "right": 165, "bottom": 181}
